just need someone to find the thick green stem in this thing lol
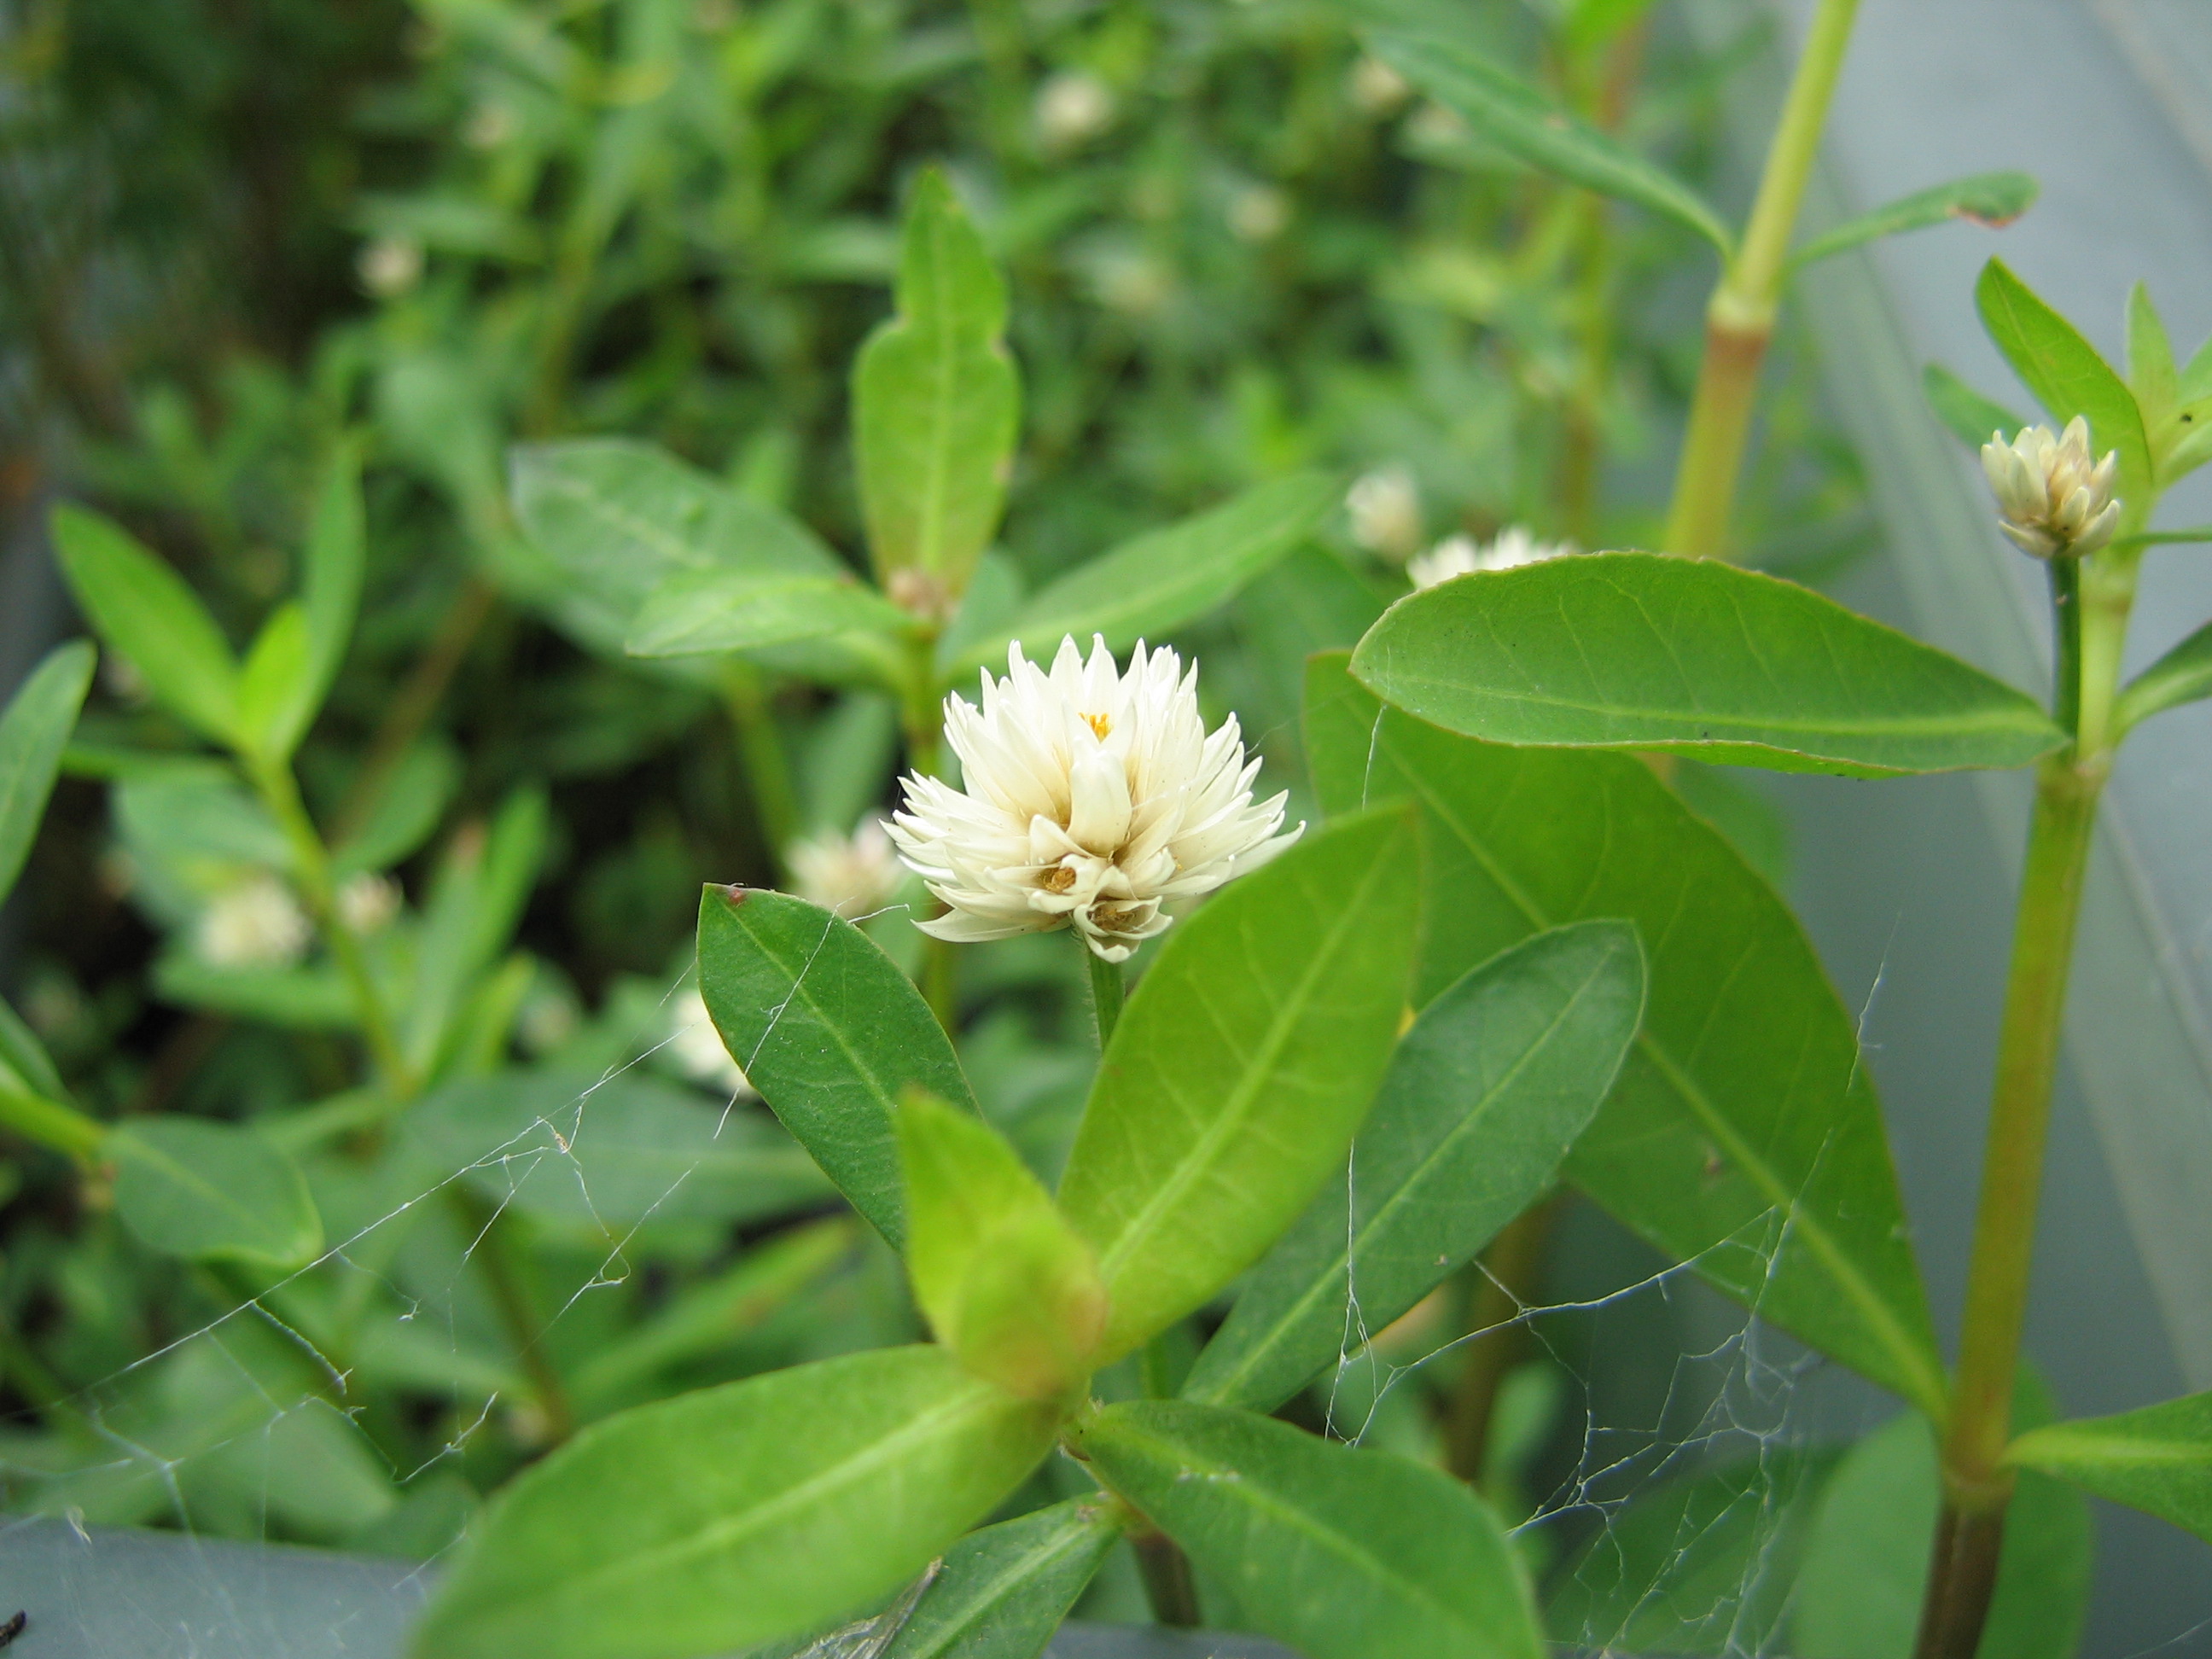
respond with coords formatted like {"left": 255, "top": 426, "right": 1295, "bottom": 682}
{"left": 1662, "top": 0, "right": 1860, "bottom": 557}
{"left": 1913, "top": 548, "right": 2139, "bottom": 1659}
{"left": 0, "top": 1084, "right": 105, "bottom": 1162}
{"left": 248, "top": 759, "right": 412, "bottom": 1096}
{"left": 1088, "top": 948, "right": 1124, "bottom": 1051}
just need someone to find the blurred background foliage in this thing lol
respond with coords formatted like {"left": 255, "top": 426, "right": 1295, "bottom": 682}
{"left": 0, "top": 0, "right": 1872, "bottom": 1615}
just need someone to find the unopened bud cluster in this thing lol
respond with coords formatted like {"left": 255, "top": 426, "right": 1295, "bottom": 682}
{"left": 1981, "top": 418, "right": 2121, "bottom": 560}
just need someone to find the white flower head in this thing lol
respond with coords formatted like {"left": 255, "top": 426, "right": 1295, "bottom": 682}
{"left": 1348, "top": 54, "right": 1412, "bottom": 117}
{"left": 1036, "top": 70, "right": 1115, "bottom": 151}
{"left": 888, "top": 636, "right": 1301, "bottom": 963}
{"left": 195, "top": 874, "right": 311, "bottom": 969}
{"left": 1407, "top": 525, "right": 1577, "bottom": 590}
{"left": 1347, "top": 467, "right": 1423, "bottom": 559}
{"left": 358, "top": 236, "right": 424, "bottom": 299}
{"left": 788, "top": 820, "right": 902, "bottom": 918}
{"left": 666, "top": 985, "right": 754, "bottom": 1097}
{"left": 1228, "top": 184, "right": 1290, "bottom": 244}
{"left": 1981, "top": 418, "right": 2121, "bottom": 559}
{"left": 337, "top": 871, "right": 401, "bottom": 935}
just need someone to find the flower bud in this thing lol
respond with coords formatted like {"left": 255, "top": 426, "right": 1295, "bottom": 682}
{"left": 1407, "top": 525, "right": 1576, "bottom": 590}
{"left": 1980, "top": 417, "right": 2121, "bottom": 559}
{"left": 1347, "top": 468, "right": 1423, "bottom": 560}
{"left": 787, "top": 821, "right": 901, "bottom": 918}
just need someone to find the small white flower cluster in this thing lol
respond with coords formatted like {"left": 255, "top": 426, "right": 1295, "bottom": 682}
{"left": 665, "top": 985, "right": 754, "bottom": 1097}
{"left": 1981, "top": 418, "right": 2121, "bottom": 559}
{"left": 1347, "top": 468, "right": 1423, "bottom": 561}
{"left": 1406, "top": 526, "right": 1577, "bottom": 590}
{"left": 787, "top": 821, "right": 902, "bottom": 919}
{"left": 1035, "top": 71, "right": 1115, "bottom": 151}
{"left": 195, "top": 875, "right": 312, "bottom": 969}
{"left": 888, "top": 636, "right": 1300, "bottom": 963}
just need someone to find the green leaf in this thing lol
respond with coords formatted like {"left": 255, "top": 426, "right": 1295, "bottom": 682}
{"left": 0, "top": 640, "right": 95, "bottom": 904}
{"left": 508, "top": 439, "right": 846, "bottom": 655}
{"left": 1976, "top": 258, "right": 2152, "bottom": 510}
{"left": 1788, "top": 172, "right": 2037, "bottom": 273}
{"left": 898, "top": 1091, "right": 1106, "bottom": 1401}
{"left": 1185, "top": 920, "right": 1644, "bottom": 1413}
{"left": 402, "top": 789, "right": 548, "bottom": 1075}
{"left": 1305, "top": 656, "right": 1946, "bottom": 1414}
{"left": 332, "top": 737, "right": 462, "bottom": 876}
{"left": 627, "top": 570, "right": 915, "bottom": 659}
{"left": 2128, "top": 281, "right": 2180, "bottom": 430}
{"left": 410, "top": 1346, "right": 1060, "bottom": 1659}
{"left": 1793, "top": 1411, "right": 2092, "bottom": 1659}
{"left": 153, "top": 953, "right": 357, "bottom": 1029}
{"left": 1352, "top": 553, "right": 2062, "bottom": 776}
{"left": 108, "top": 1117, "right": 323, "bottom": 1270}
{"left": 1369, "top": 31, "right": 1731, "bottom": 252}
{"left": 2006, "top": 1390, "right": 2212, "bottom": 1545}
{"left": 1923, "top": 363, "right": 2028, "bottom": 450}
{"left": 569, "top": 1219, "right": 857, "bottom": 1414}
{"left": 407, "top": 1069, "right": 835, "bottom": 1231}
{"left": 2116, "top": 619, "right": 2212, "bottom": 735}
{"left": 51, "top": 504, "right": 241, "bottom": 744}
{"left": 1079, "top": 1400, "right": 1544, "bottom": 1659}
{"left": 0, "top": 994, "right": 67, "bottom": 1105}
{"left": 948, "top": 473, "right": 1340, "bottom": 678}
{"left": 1545, "top": 1450, "right": 1838, "bottom": 1654}
{"left": 853, "top": 168, "right": 1019, "bottom": 603}
{"left": 696, "top": 886, "right": 978, "bottom": 1249}
{"left": 1057, "top": 807, "right": 1422, "bottom": 1364}
{"left": 301, "top": 440, "right": 365, "bottom": 716}
{"left": 236, "top": 602, "right": 316, "bottom": 761}
{"left": 879, "top": 1496, "right": 1124, "bottom": 1659}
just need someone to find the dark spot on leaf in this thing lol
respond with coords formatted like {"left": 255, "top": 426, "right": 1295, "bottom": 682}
{"left": 1953, "top": 208, "right": 2024, "bottom": 230}
{"left": 719, "top": 884, "right": 751, "bottom": 906}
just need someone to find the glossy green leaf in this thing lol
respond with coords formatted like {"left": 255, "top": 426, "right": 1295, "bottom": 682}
{"left": 1546, "top": 1450, "right": 1837, "bottom": 1655}
{"left": 880, "top": 1496, "right": 1124, "bottom": 1659}
{"left": 1923, "top": 363, "right": 2028, "bottom": 450}
{"left": 853, "top": 168, "right": 1019, "bottom": 602}
{"left": 1789, "top": 172, "right": 2036, "bottom": 274}
{"left": 0, "top": 640, "right": 95, "bottom": 904}
{"left": 1368, "top": 31, "right": 1730, "bottom": 252}
{"left": 236, "top": 602, "right": 316, "bottom": 761}
{"left": 2115, "top": 620, "right": 2212, "bottom": 736}
{"left": 2006, "top": 1390, "right": 2212, "bottom": 1544}
{"left": 950, "top": 473, "right": 1340, "bottom": 678}
{"left": 1305, "top": 657, "right": 1945, "bottom": 1414}
{"left": 108, "top": 1117, "right": 323, "bottom": 1270}
{"left": 51, "top": 504, "right": 241, "bottom": 744}
{"left": 1185, "top": 920, "right": 1644, "bottom": 1413}
{"left": 1057, "top": 807, "right": 1421, "bottom": 1363}
{"left": 627, "top": 570, "right": 914, "bottom": 658}
{"left": 696, "top": 886, "right": 977, "bottom": 1248}
{"left": 1976, "top": 258, "right": 2152, "bottom": 510}
{"left": 1793, "top": 1411, "right": 2091, "bottom": 1659}
{"left": 898, "top": 1091, "right": 1105, "bottom": 1401}
{"left": 1080, "top": 1400, "right": 1544, "bottom": 1659}
{"left": 509, "top": 439, "right": 845, "bottom": 655}
{"left": 1351, "top": 552, "right": 2062, "bottom": 777}
{"left": 407, "top": 1069, "right": 835, "bottom": 1231}
{"left": 302, "top": 440, "right": 365, "bottom": 714}
{"left": 411, "top": 1346, "right": 1060, "bottom": 1659}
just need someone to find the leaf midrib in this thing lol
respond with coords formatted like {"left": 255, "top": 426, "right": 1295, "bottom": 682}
{"left": 1088, "top": 842, "right": 1399, "bottom": 1291}
{"left": 1373, "top": 723, "right": 1947, "bottom": 1417}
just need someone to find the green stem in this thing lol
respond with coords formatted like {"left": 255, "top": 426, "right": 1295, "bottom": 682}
{"left": 720, "top": 663, "right": 799, "bottom": 883}
{"left": 0, "top": 1085, "right": 106, "bottom": 1162}
{"left": 1913, "top": 547, "right": 2139, "bottom": 1659}
{"left": 1662, "top": 0, "right": 1860, "bottom": 557}
{"left": 899, "top": 635, "right": 961, "bottom": 1035}
{"left": 450, "top": 1187, "right": 576, "bottom": 1446}
{"left": 1087, "top": 948, "right": 1124, "bottom": 1051}
{"left": 248, "top": 758, "right": 412, "bottom": 1096}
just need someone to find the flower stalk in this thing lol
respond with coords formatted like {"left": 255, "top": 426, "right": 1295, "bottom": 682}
{"left": 1912, "top": 527, "right": 2145, "bottom": 1659}
{"left": 1662, "top": 0, "right": 1860, "bottom": 558}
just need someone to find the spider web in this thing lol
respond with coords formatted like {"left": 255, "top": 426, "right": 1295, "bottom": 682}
{"left": 0, "top": 899, "right": 2178, "bottom": 1659}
